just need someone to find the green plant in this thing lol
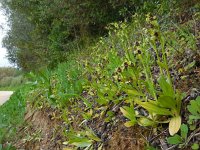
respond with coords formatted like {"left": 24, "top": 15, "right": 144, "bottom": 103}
{"left": 167, "top": 124, "right": 189, "bottom": 148}
{"left": 187, "top": 96, "right": 200, "bottom": 124}
{"left": 0, "top": 86, "right": 30, "bottom": 143}
{"left": 64, "top": 128, "right": 101, "bottom": 149}
{"left": 120, "top": 106, "right": 137, "bottom": 127}
{"left": 191, "top": 143, "right": 199, "bottom": 150}
{"left": 0, "top": 143, "right": 16, "bottom": 150}
{"left": 116, "top": 17, "right": 186, "bottom": 136}
{"left": 23, "top": 129, "right": 42, "bottom": 143}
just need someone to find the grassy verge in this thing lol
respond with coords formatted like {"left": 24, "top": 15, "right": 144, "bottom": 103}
{"left": 0, "top": 67, "right": 25, "bottom": 91}
{"left": 0, "top": 85, "right": 30, "bottom": 144}
{"left": 0, "top": 85, "right": 24, "bottom": 91}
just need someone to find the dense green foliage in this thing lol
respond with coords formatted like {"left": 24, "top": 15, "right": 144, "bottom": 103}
{"left": 1, "top": 0, "right": 149, "bottom": 71}
{"left": 0, "top": 67, "right": 20, "bottom": 78}
{"left": 0, "top": 67, "right": 24, "bottom": 90}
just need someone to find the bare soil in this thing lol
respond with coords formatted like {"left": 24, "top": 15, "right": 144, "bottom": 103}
{"left": 13, "top": 104, "right": 65, "bottom": 150}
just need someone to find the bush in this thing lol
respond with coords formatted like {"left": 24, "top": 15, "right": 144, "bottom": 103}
{"left": 0, "top": 67, "right": 24, "bottom": 90}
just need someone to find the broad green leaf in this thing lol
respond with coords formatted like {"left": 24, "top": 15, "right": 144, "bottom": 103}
{"left": 158, "top": 75, "right": 174, "bottom": 97}
{"left": 124, "top": 121, "right": 135, "bottom": 127}
{"left": 157, "top": 96, "right": 176, "bottom": 109}
{"left": 187, "top": 97, "right": 200, "bottom": 124}
{"left": 196, "top": 96, "right": 200, "bottom": 106}
{"left": 187, "top": 97, "right": 200, "bottom": 122}
{"left": 191, "top": 143, "right": 199, "bottom": 150}
{"left": 187, "top": 100, "right": 199, "bottom": 115}
{"left": 67, "top": 132, "right": 93, "bottom": 148}
{"left": 169, "top": 116, "right": 181, "bottom": 136}
{"left": 157, "top": 61, "right": 168, "bottom": 69}
{"left": 96, "top": 92, "right": 108, "bottom": 105}
{"left": 86, "top": 131, "right": 101, "bottom": 142}
{"left": 189, "top": 115, "right": 200, "bottom": 120}
{"left": 180, "top": 124, "right": 188, "bottom": 139}
{"left": 167, "top": 134, "right": 182, "bottom": 144}
{"left": 72, "top": 140, "right": 92, "bottom": 147}
{"left": 85, "top": 127, "right": 101, "bottom": 142}
{"left": 120, "top": 106, "right": 136, "bottom": 120}
{"left": 125, "top": 89, "right": 145, "bottom": 96}
{"left": 120, "top": 107, "right": 130, "bottom": 119}
{"left": 145, "top": 145, "right": 157, "bottom": 150}
{"left": 138, "top": 117, "right": 156, "bottom": 126}
{"left": 146, "top": 81, "right": 157, "bottom": 99}
{"left": 134, "top": 99, "right": 172, "bottom": 116}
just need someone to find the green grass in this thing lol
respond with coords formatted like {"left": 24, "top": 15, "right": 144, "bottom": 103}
{"left": 0, "top": 76, "right": 25, "bottom": 90}
{"left": 0, "top": 86, "right": 30, "bottom": 143}
{"left": 0, "top": 144, "right": 16, "bottom": 150}
{"left": 0, "top": 85, "right": 24, "bottom": 91}
{"left": 0, "top": 67, "right": 25, "bottom": 91}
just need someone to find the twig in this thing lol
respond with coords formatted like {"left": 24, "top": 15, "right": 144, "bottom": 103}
{"left": 184, "top": 127, "right": 200, "bottom": 146}
{"left": 111, "top": 100, "right": 124, "bottom": 112}
{"left": 149, "top": 128, "right": 168, "bottom": 142}
{"left": 166, "top": 145, "right": 178, "bottom": 150}
{"left": 194, "top": 132, "right": 200, "bottom": 137}
{"left": 139, "top": 132, "right": 148, "bottom": 142}
{"left": 165, "top": 128, "right": 200, "bottom": 150}
{"left": 160, "top": 138, "right": 168, "bottom": 150}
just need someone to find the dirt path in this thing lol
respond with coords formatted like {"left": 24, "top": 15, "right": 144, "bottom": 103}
{"left": 0, "top": 91, "right": 13, "bottom": 105}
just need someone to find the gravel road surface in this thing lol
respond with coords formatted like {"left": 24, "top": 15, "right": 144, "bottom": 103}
{"left": 0, "top": 91, "right": 13, "bottom": 105}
